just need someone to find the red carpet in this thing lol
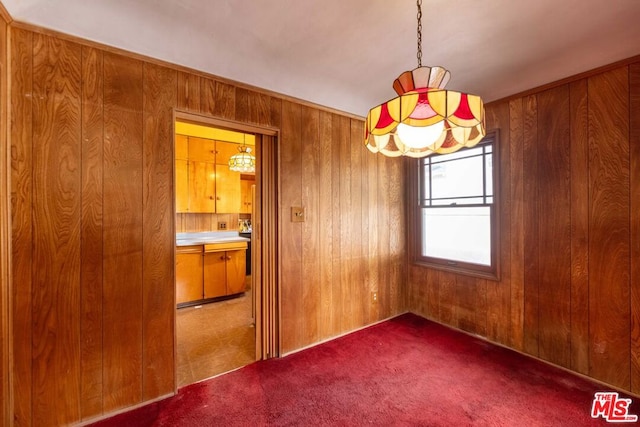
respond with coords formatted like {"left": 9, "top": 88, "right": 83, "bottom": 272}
{"left": 92, "top": 313, "right": 639, "bottom": 426}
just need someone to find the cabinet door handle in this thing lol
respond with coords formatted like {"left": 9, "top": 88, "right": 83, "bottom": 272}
{"left": 220, "top": 255, "right": 225, "bottom": 260}
{"left": 209, "top": 196, "right": 214, "bottom": 200}
{"left": 226, "top": 256, "right": 232, "bottom": 261}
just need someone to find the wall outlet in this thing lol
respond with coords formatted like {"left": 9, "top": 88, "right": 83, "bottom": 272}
{"left": 371, "top": 291, "right": 378, "bottom": 304}
{"left": 218, "top": 222, "right": 227, "bottom": 230}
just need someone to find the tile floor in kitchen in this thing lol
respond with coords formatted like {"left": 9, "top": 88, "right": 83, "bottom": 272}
{"left": 176, "top": 281, "right": 255, "bottom": 387}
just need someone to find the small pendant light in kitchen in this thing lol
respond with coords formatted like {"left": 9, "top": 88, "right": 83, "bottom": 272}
{"left": 228, "top": 134, "right": 256, "bottom": 173}
{"left": 364, "top": 0, "right": 485, "bottom": 158}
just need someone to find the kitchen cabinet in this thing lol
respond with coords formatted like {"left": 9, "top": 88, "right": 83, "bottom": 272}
{"left": 175, "top": 135, "right": 241, "bottom": 213}
{"left": 214, "top": 141, "right": 241, "bottom": 213}
{"left": 176, "top": 241, "right": 247, "bottom": 307}
{"left": 215, "top": 164, "right": 241, "bottom": 213}
{"left": 240, "top": 178, "right": 255, "bottom": 214}
{"left": 204, "top": 242, "right": 247, "bottom": 298}
{"left": 176, "top": 245, "right": 204, "bottom": 304}
{"left": 188, "top": 161, "right": 216, "bottom": 212}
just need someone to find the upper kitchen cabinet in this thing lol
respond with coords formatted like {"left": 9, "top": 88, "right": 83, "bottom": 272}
{"left": 175, "top": 135, "right": 242, "bottom": 213}
{"left": 214, "top": 141, "right": 242, "bottom": 213}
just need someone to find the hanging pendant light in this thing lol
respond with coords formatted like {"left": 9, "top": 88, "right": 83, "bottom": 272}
{"left": 228, "top": 134, "right": 256, "bottom": 173}
{"left": 365, "top": 0, "right": 485, "bottom": 158}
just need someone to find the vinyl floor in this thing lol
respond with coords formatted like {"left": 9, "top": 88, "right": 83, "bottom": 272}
{"left": 176, "top": 283, "right": 255, "bottom": 388}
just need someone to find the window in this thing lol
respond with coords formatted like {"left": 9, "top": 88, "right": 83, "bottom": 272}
{"left": 410, "top": 131, "right": 499, "bottom": 280}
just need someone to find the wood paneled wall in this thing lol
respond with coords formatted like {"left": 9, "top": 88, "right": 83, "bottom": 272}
{"left": 278, "top": 104, "right": 406, "bottom": 354}
{"left": 7, "top": 25, "right": 406, "bottom": 425}
{"left": 408, "top": 60, "right": 640, "bottom": 396}
{"left": 0, "top": 7, "right": 10, "bottom": 427}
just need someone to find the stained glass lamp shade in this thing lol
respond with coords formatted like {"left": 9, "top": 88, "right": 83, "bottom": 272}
{"left": 228, "top": 146, "right": 255, "bottom": 173}
{"left": 365, "top": 65, "right": 485, "bottom": 158}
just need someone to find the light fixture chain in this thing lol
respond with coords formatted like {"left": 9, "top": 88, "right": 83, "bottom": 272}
{"left": 417, "top": 0, "right": 422, "bottom": 67}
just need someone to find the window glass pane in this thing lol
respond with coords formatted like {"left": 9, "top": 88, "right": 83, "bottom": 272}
{"left": 430, "top": 146, "right": 483, "bottom": 163}
{"left": 421, "top": 163, "right": 430, "bottom": 201}
{"left": 421, "top": 206, "right": 491, "bottom": 265}
{"left": 431, "top": 197, "right": 485, "bottom": 206}
{"left": 485, "top": 153, "right": 493, "bottom": 197}
{"left": 431, "top": 156, "right": 484, "bottom": 200}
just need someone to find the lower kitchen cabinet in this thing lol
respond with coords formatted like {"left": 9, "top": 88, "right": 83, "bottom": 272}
{"left": 176, "top": 245, "right": 204, "bottom": 304}
{"left": 176, "top": 241, "right": 247, "bottom": 307}
{"left": 204, "top": 243, "right": 247, "bottom": 298}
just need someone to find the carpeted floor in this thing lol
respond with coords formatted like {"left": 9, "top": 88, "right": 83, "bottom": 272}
{"left": 91, "top": 313, "right": 638, "bottom": 426}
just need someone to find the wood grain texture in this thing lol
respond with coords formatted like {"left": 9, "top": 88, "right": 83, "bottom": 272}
{"left": 102, "top": 52, "right": 144, "bottom": 411}
{"left": 8, "top": 25, "right": 408, "bottom": 426}
{"left": 536, "top": 85, "right": 571, "bottom": 368}
{"left": 177, "top": 71, "right": 200, "bottom": 112}
{"left": 0, "top": 15, "right": 9, "bottom": 427}
{"left": 405, "top": 61, "right": 637, "bottom": 396}
{"left": 142, "top": 62, "right": 177, "bottom": 400}
{"left": 508, "top": 98, "right": 525, "bottom": 351}
{"left": 365, "top": 130, "right": 380, "bottom": 324}
{"left": 485, "top": 101, "right": 510, "bottom": 345}
{"left": 279, "top": 100, "right": 303, "bottom": 353}
{"left": 376, "top": 154, "right": 391, "bottom": 320}
{"left": 350, "top": 119, "right": 365, "bottom": 327}
{"left": 522, "top": 95, "right": 539, "bottom": 357}
{"left": 80, "top": 45, "right": 105, "bottom": 420}
{"left": 200, "top": 77, "right": 216, "bottom": 116}
{"left": 329, "top": 113, "right": 344, "bottom": 337}
{"left": 301, "top": 105, "right": 320, "bottom": 346}
{"left": 213, "top": 81, "right": 235, "bottom": 120}
{"left": 317, "top": 111, "right": 334, "bottom": 337}
{"left": 387, "top": 130, "right": 404, "bottom": 316}
{"left": 569, "top": 78, "right": 590, "bottom": 376}
{"left": 31, "top": 33, "right": 83, "bottom": 426}
{"left": 588, "top": 67, "right": 631, "bottom": 389}
{"left": 10, "top": 27, "right": 34, "bottom": 427}
{"left": 630, "top": 62, "right": 640, "bottom": 395}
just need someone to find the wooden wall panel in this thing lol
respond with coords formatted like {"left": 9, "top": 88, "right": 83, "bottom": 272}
{"left": 387, "top": 131, "right": 404, "bottom": 315}
{"left": 8, "top": 26, "right": 407, "bottom": 425}
{"left": 200, "top": 77, "right": 216, "bottom": 116}
{"left": 631, "top": 63, "right": 640, "bottom": 395}
{"left": 213, "top": 81, "right": 235, "bottom": 120}
{"left": 365, "top": 130, "right": 380, "bottom": 324}
{"left": 508, "top": 98, "right": 525, "bottom": 351}
{"left": 328, "top": 114, "right": 343, "bottom": 337}
{"left": 487, "top": 101, "right": 511, "bottom": 344}
{"left": 536, "top": 85, "right": 571, "bottom": 368}
{"left": 0, "top": 13, "right": 9, "bottom": 427}
{"left": 408, "top": 60, "right": 640, "bottom": 396}
{"left": 31, "top": 33, "right": 82, "bottom": 426}
{"left": 587, "top": 67, "right": 630, "bottom": 390}
{"left": 177, "top": 71, "right": 200, "bottom": 112}
{"left": 102, "top": 52, "right": 144, "bottom": 411}
{"left": 142, "top": 63, "right": 177, "bottom": 400}
{"left": 279, "top": 100, "right": 303, "bottom": 353}
{"left": 80, "top": 46, "right": 105, "bottom": 419}
{"left": 338, "top": 115, "right": 353, "bottom": 331}
{"left": 300, "top": 105, "right": 320, "bottom": 346}
{"left": 376, "top": 154, "right": 391, "bottom": 320}
{"left": 569, "top": 78, "right": 589, "bottom": 375}
{"left": 349, "top": 119, "right": 364, "bottom": 327}
{"left": 522, "top": 95, "right": 539, "bottom": 357}
{"left": 10, "top": 27, "right": 33, "bottom": 427}
{"left": 317, "top": 111, "right": 333, "bottom": 338}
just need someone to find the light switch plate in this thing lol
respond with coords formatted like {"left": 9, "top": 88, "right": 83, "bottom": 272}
{"left": 291, "top": 206, "right": 305, "bottom": 222}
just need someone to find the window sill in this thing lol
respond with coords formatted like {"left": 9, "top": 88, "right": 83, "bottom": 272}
{"left": 412, "top": 259, "right": 500, "bottom": 282}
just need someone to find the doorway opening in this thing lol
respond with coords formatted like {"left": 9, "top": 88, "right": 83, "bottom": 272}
{"left": 173, "top": 112, "right": 279, "bottom": 388}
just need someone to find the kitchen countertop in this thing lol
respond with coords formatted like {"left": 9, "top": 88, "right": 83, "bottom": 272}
{"left": 176, "top": 231, "right": 250, "bottom": 247}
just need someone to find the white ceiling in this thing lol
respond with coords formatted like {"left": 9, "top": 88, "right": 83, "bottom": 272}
{"left": 4, "top": 0, "right": 640, "bottom": 116}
